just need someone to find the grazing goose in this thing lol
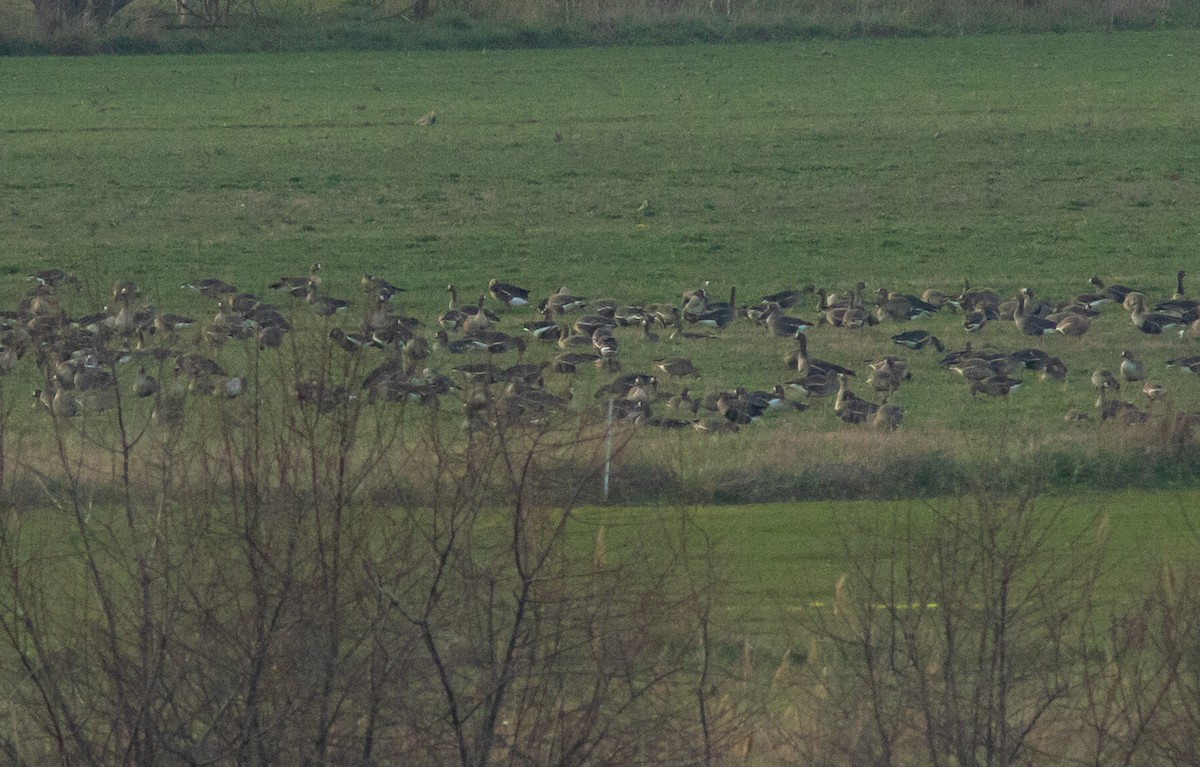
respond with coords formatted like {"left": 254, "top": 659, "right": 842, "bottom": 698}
{"left": 1120, "top": 350, "right": 1145, "bottom": 382}
{"left": 655, "top": 357, "right": 700, "bottom": 380}
{"left": 970, "top": 376, "right": 1023, "bottom": 398}
{"left": 1014, "top": 289, "right": 1057, "bottom": 336}
{"left": 716, "top": 392, "right": 761, "bottom": 425}
{"left": 30, "top": 269, "right": 78, "bottom": 288}
{"left": 962, "top": 305, "right": 994, "bottom": 333}
{"left": 488, "top": 278, "right": 531, "bottom": 307}
{"left": 686, "top": 287, "right": 736, "bottom": 329}
{"left": 890, "top": 329, "right": 943, "bottom": 351}
{"left": 523, "top": 319, "right": 566, "bottom": 342}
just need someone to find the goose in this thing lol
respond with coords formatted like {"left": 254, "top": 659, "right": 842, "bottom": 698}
{"left": 488, "top": 278, "right": 531, "bottom": 307}
{"left": 867, "top": 364, "right": 904, "bottom": 398}
{"left": 792, "top": 333, "right": 855, "bottom": 377}
{"left": 591, "top": 328, "right": 618, "bottom": 357}
{"left": 269, "top": 262, "right": 321, "bottom": 291}
{"left": 1142, "top": 381, "right": 1167, "bottom": 403}
{"left": 958, "top": 279, "right": 1001, "bottom": 311}
{"left": 655, "top": 357, "right": 700, "bottom": 380}
{"left": 522, "top": 320, "right": 566, "bottom": 342}
{"left": 833, "top": 374, "right": 878, "bottom": 424}
{"left": 1010, "top": 348, "right": 1050, "bottom": 370}
{"left": 785, "top": 371, "right": 839, "bottom": 398}
{"left": 1127, "top": 293, "right": 1185, "bottom": 334}
{"left": 462, "top": 296, "right": 496, "bottom": 334}
{"left": 962, "top": 305, "right": 993, "bottom": 333}
{"left": 872, "top": 403, "right": 903, "bottom": 430}
{"left": 764, "top": 307, "right": 815, "bottom": 338}
{"left": 305, "top": 287, "right": 349, "bottom": 317}
{"left": 760, "top": 285, "right": 813, "bottom": 309}
{"left": 1165, "top": 356, "right": 1200, "bottom": 375}
{"left": 111, "top": 279, "right": 140, "bottom": 304}
{"left": 362, "top": 275, "right": 403, "bottom": 302}
{"left": 716, "top": 392, "right": 761, "bottom": 425}
{"left": 1119, "top": 350, "right": 1145, "bottom": 382}
{"left": 185, "top": 277, "right": 237, "bottom": 299}
{"left": 1037, "top": 357, "right": 1067, "bottom": 382}
{"left": 551, "top": 351, "right": 601, "bottom": 375}
{"left": 1172, "top": 269, "right": 1187, "bottom": 301}
{"left": 686, "top": 287, "right": 736, "bottom": 329}
{"left": 132, "top": 366, "right": 159, "bottom": 398}
{"left": 612, "top": 305, "right": 649, "bottom": 327}
{"left": 1014, "top": 289, "right": 1057, "bottom": 336}
{"left": 573, "top": 314, "right": 616, "bottom": 337}
{"left": 890, "top": 330, "right": 943, "bottom": 351}
{"left": 1089, "top": 276, "right": 1135, "bottom": 304}
{"left": 30, "top": 269, "right": 78, "bottom": 288}
{"left": 970, "top": 376, "right": 1023, "bottom": 398}
{"left": 1052, "top": 311, "right": 1091, "bottom": 337}
{"left": 544, "top": 286, "right": 588, "bottom": 315}
{"left": 1091, "top": 369, "right": 1121, "bottom": 392}
{"left": 666, "top": 388, "right": 699, "bottom": 413}
{"left": 1154, "top": 272, "right": 1199, "bottom": 312}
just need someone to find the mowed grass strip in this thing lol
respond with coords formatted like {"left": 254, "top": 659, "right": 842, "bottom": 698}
{"left": 576, "top": 489, "right": 1200, "bottom": 636}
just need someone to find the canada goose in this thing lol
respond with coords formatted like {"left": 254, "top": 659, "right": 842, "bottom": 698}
{"left": 833, "top": 374, "right": 878, "bottom": 424}
{"left": 1126, "top": 293, "right": 1185, "bottom": 334}
{"left": 793, "top": 333, "right": 855, "bottom": 377}
{"left": 872, "top": 403, "right": 904, "bottom": 430}
{"left": 1014, "top": 289, "right": 1057, "bottom": 336}
{"left": 1172, "top": 269, "right": 1187, "bottom": 301}
{"left": 185, "top": 277, "right": 237, "bottom": 299}
{"left": 269, "top": 263, "right": 321, "bottom": 291}
{"left": 655, "top": 357, "right": 700, "bottom": 379}
{"left": 890, "top": 330, "right": 943, "bottom": 351}
{"left": 1119, "top": 350, "right": 1145, "bottom": 382}
{"left": 488, "top": 279, "right": 531, "bottom": 307}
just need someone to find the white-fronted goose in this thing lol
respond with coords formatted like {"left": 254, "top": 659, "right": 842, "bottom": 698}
{"left": 185, "top": 277, "right": 237, "bottom": 299}
{"left": 872, "top": 403, "right": 903, "bottom": 430}
{"left": 1142, "top": 381, "right": 1166, "bottom": 402}
{"left": 793, "top": 333, "right": 855, "bottom": 377}
{"left": 488, "top": 278, "right": 531, "bottom": 307}
{"left": 1089, "top": 276, "right": 1135, "bottom": 304}
{"left": 655, "top": 357, "right": 700, "bottom": 379}
{"left": 1015, "top": 289, "right": 1057, "bottom": 336}
{"left": 1165, "top": 356, "right": 1200, "bottom": 375}
{"left": 1127, "top": 293, "right": 1185, "bottom": 334}
{"left": 833, "top": 374, "right": 878, "bottom": 424}
{"left": 1120, "top": 350, "right": 1145, "bottom": 382}
{"left": 890, "top": 330, "right": 943, "bottom": 351}
{"left": 269, "top": 262, "right": 321, "bottom": 291}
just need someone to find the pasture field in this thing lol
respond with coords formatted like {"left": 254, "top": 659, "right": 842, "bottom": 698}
{"left": 4, "top": 32, "right": 1200, "bottom": 492}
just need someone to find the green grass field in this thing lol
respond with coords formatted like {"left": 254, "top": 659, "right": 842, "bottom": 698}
{"left": 3, "top": 33, "right": 1200, "bottom": 472}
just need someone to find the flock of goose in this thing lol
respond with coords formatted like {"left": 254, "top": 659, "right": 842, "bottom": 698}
{"left": 3, "top": 264, "right": 1200, "bottom": 434}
